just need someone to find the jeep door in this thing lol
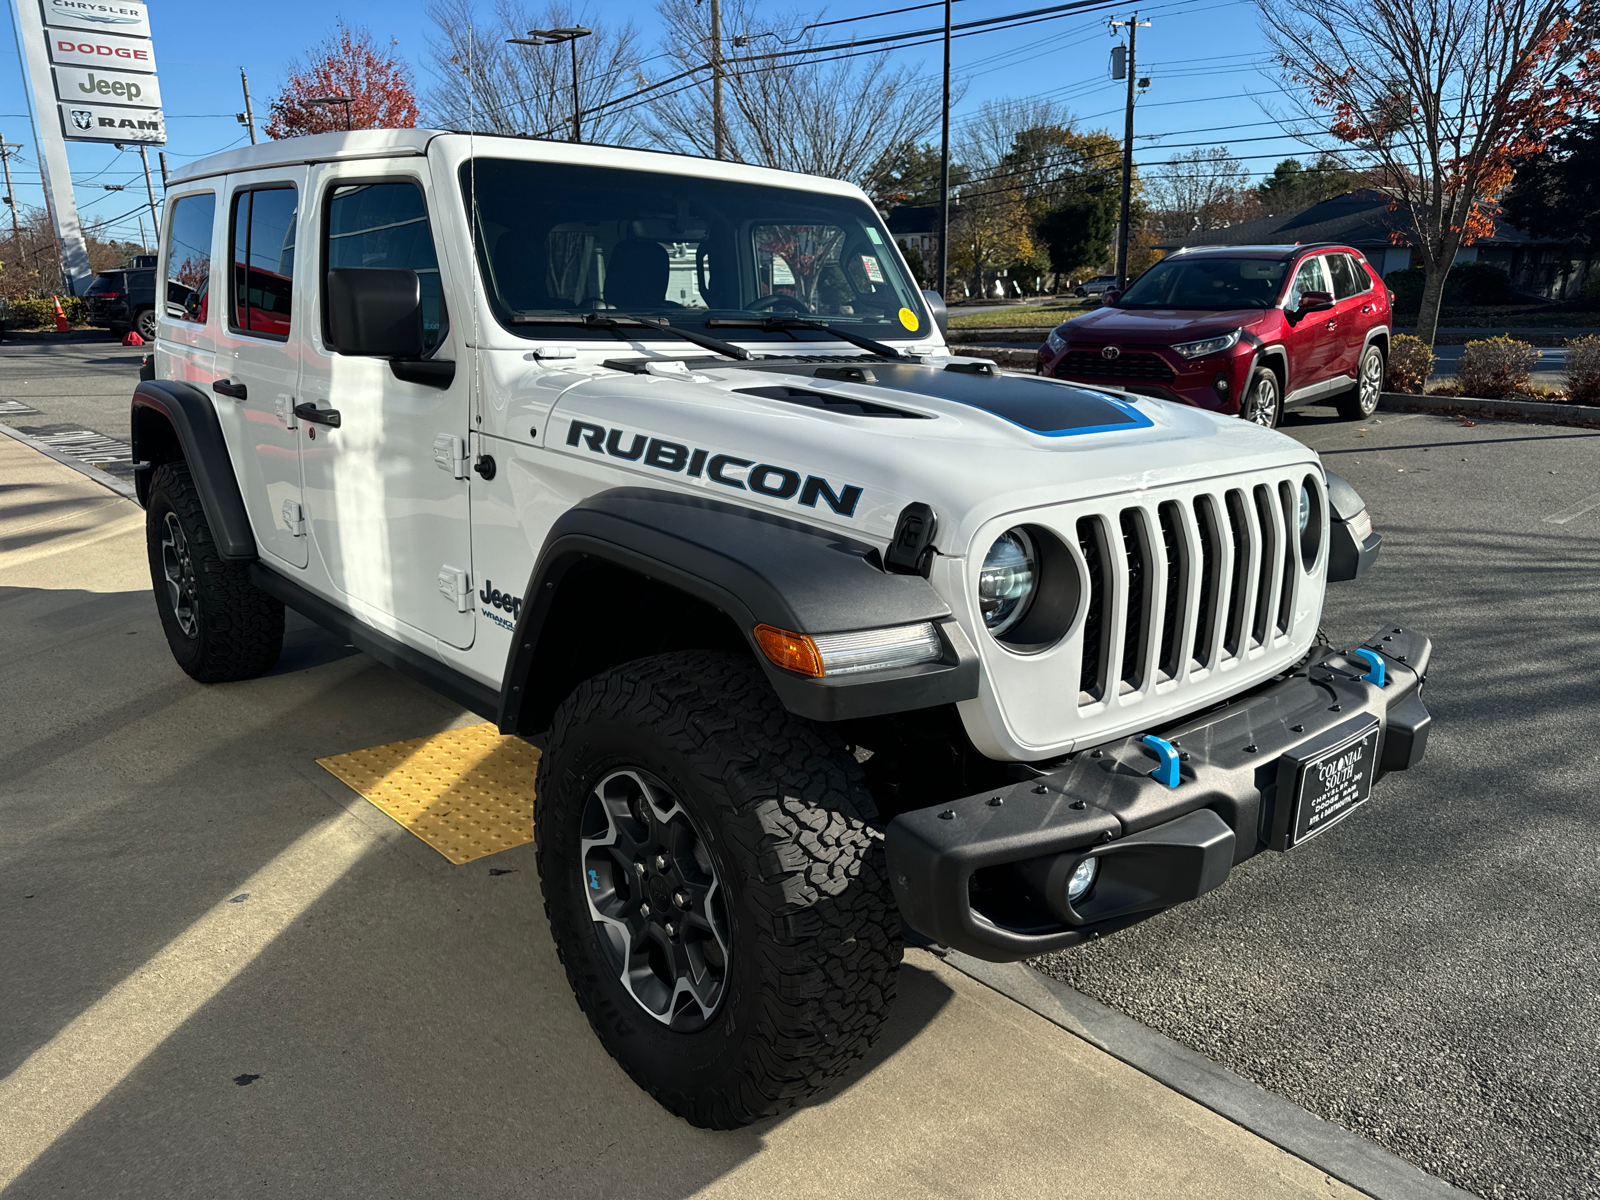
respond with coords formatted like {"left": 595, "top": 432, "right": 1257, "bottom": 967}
{"left": 213, "top": 171, "right": 308, "bottom": 570}
{"left": 296, "top": 168, "right": 474, "bottom": 651}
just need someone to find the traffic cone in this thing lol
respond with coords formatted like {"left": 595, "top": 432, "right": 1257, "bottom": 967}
{"left": 122, "top": 330, "right": 144, "bottom": 347}
{"left": 53, "top": 296, "right": 69, "bottom": 332}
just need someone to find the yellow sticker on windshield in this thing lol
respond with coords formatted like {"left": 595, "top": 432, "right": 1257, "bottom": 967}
{"left": 898, "top": 307, "right": 919, "bottom": 331}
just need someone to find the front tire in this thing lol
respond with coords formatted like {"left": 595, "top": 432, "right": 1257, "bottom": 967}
{"left": 1240, "top": 365, "right": 1282, "bottom": 428}
{"left": 1337, "top": 344, "right": 1384, "bottom": 420}
{"left": 536, "top": 652, "right": 901, "bottom": 1129}
{"left": 145, "top": 462, "right": 284, "bottom": 682}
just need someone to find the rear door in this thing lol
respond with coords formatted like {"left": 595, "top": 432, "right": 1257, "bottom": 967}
{"left": 297, "top": 167, "right": 474, "bottom": 650}
{"left": 1326, "top": 252, "right": 1374, "bottom": 376}
{"left": 213, "top": 171, "right": 308, "bottom": 571}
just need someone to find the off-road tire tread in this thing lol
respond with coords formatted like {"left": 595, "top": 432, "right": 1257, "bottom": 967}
{"left": 146, "top": 461, "right": 283, "bottom": 682}
{"left": 535, "top": 651, "right": 901, "bottom": 1129}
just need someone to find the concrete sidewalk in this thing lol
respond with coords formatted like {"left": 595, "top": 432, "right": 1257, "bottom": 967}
{"left": 0, "top": 435, "right": 1360, "bottom": 1199}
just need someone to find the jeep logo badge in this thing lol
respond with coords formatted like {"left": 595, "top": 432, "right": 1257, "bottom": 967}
{"left": 1101, "top": 345, "right": 1121, "bottom": 360}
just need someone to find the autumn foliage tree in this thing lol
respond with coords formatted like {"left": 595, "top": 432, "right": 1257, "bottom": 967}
{"left": 1259, "top": 0, "right": 1600, "bottom": 344}
{"left": 265, "top": 23, "right": 420, "bottom": 138}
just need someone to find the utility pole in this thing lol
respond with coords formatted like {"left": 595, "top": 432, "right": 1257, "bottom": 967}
{"left": 0, "top": 135, "right": 22, "bottom": 243}
{"left": 238, "top": 69, "right": 258, "bottom": 145}
{"left": 158, "top": 152, "right": 170, "bottom": 189}
{"left": 1109, "top": 13, "right": 1149, "bottom": 289}
{"left": 937, "top": 0, "right": 951, "bottom": 298}
{"left": 710, "top": 0, "right": 725, "bottom": 159}
{"left": 138, "top": 145, "right": 160, "bottom": 240}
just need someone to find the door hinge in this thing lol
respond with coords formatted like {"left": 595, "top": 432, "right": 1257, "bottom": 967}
{"left": 433, "top": 433, "right": 468, "bottom": 479}
{"left": 281, "top": 499, "right": 305, "bottom": 537}
{"left": 438, "top": 565, "right": 472, "bottom": 613}
{"left": 275, "top": 394, "right": 298, "bottom": 430}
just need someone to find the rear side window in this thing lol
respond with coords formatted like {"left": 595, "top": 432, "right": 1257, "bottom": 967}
{"left": 325, "top": 181, "right": 447, "bottom": 354}
{"left": 1327, "top": 253, "right": 1369, "bottom": 300}
{"left": 89, "top": 273, "right": 124, "bottom": 294}
{"left": 163, "top": 193, "right": 215, "bottom": 324}
{"left": 230, "top": 186, "right": 298, "bottom": 338}
{"left": 1286, "top": 256, "right": 1332, "bottom": 309}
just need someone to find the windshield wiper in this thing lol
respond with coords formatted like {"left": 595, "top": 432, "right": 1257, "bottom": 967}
{"left": 705, "top": 316, "right": 911, "bottom": 360}
{"left": 509, "top": 312, "right": 752, "bottom": 361}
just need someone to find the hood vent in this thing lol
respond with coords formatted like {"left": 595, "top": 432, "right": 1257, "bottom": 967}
{"left": 735, "top": 385, "right": 928, "bottom": 419}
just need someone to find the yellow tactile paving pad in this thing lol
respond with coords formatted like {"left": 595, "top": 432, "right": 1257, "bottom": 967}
{"left": 317, "top": 723, "right": 540, "bottom": 865}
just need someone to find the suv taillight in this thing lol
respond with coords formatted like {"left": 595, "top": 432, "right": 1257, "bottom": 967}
{"left": 96, "top": 291, "right": 120, "bottom": 300}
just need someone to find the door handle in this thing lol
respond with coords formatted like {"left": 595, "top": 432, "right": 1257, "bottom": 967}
{"left": 1360, "top": 304, "right": 1374, "bottom": 313}
{"left": 212, "top": 378, "right": 248, "bottom": 400}
{"left": 293, "top": 402, "right": 342, "bottom": 428}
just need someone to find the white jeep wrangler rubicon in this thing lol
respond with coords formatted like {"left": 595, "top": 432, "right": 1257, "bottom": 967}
{"left": 132, "top": 130, "right": 1431, "bottom": 1129}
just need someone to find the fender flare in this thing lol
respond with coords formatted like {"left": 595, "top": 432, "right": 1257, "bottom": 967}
{"left": 496, "top": 488, "right": 980, "bottom": 731}
{"left": 130, "top": 379, "right": 257, "bottom": 561}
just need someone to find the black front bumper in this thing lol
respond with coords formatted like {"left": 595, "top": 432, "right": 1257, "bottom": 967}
{"left": 885, "top": 623, "right": 1432, "bottom": 961}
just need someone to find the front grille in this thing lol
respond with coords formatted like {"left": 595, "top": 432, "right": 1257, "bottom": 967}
{"left": 1071, "top": 478, "right": 1309, "bottom": 705}
{"left": 1054, "top": 350, "right": 1176, "bottom": 383}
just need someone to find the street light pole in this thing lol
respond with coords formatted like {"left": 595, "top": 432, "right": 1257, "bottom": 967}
{"left": 508, "top": 28, "right": 593, "bottom": 143}
{"left": 937, "top": 0, "right": 951, "bottom": 298}
{"left": 307, "top": 94, "right": 356, "bottom": 131}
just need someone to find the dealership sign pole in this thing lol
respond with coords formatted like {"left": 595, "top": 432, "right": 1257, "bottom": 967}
{"left": 14, "top": 0, "right": 92, "bottom": 293}
{"left": 15, "top": 0, "right": 167, "bottom": 294}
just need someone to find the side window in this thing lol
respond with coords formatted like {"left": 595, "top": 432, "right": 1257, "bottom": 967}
{"left": 325, "top": 181, "right": 447, "bottom": 354}
{"left": 163, "top": 192, "right": 215, "bottom": 324}
{"left": 1286, "top": 256, "right": 1331, "bottom": 309}
{"left": 1327, "top": 253, "right": 1367, "bottom": 300}
{"left": 229, "top": 186, "right": 298, "bottom": 338}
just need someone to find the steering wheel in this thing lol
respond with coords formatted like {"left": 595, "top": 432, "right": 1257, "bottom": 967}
{"left": 748, "top": 293, "right": 809, "bottom": 314}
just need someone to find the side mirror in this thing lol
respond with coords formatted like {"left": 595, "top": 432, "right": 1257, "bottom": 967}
{"left": 920, "top": 289, "right": 948, "bottom": 338}
{"left": 1297, "top": 289, "right": 1334, "bottom": 314}
{"left": 1102, "top": 288, "right": 1122, "bottom": 306}
{"left": 327, "top": 268, "right": 424, "bottom": 358}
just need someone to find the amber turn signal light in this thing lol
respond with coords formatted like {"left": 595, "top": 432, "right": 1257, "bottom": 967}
{"left": 753, "top": 624, "right": 824, "bottom": 677}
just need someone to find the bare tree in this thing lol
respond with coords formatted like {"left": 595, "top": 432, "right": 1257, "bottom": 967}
{"left": 425, "top": 0, "right": 646, "bottom": 144}
{"left": 1146, "top": 146, "right": 1258, "bottom": 240}
{"left": 955, "top": 97, "right": 1079, "bottom": 180}
{"left": 644, "top": 0, "right": 946, "bottom": 185}
{"left": 1259, "top": 0, "right": 1600, "bottom": 344}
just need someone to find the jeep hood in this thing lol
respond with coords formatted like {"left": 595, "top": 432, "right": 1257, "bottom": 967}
{"left": 535, "top": 356, "right": 1318, "bottom": 553}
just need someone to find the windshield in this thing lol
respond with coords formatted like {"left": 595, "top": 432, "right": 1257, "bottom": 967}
{"left": 461, "top": 158, "right": 929, "bottom": 342}
{"left": 1118, "top": 256, "right": 1289, "bottom": 310}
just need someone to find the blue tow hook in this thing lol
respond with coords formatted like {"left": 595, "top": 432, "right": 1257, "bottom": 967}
{"left": 1353, "top": 647, "right": 1386, "bottom": 687}
{"left": 1142, "top": 734, "right": 1181, "bottom": 789}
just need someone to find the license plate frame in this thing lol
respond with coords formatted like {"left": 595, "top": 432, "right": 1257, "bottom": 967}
{"left": 1270, "top": 716, "right": 1381, "bottom": 850}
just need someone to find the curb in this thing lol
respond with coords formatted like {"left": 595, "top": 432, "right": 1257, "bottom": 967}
{"left": 1379, "top": 392, "right": 1600, "bottom": 429}
{"left": 0, "top": 422, "right": 140, "bottom": 503}
{"left": 941, "top": 952, "right": 1478, "bottom": 1200}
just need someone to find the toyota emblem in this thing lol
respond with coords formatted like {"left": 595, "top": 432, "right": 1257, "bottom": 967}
{"left": 1101, "top": 345, "right": 1121, "bottom": 360}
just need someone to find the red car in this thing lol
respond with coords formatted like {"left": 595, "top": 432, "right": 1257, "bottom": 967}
{"left": 1037, "top": 243, "right": 1391, "bottom": 427}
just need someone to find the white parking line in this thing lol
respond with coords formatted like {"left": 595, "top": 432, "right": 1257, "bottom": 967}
{"left": 0, "top": 400, "right": 40, "bottom": 415}
{"left": 31, "top": 429, "right": 134, "bottom": 465}
{"left": 1544, "top": 492, "right": 1600, "bottom": 524}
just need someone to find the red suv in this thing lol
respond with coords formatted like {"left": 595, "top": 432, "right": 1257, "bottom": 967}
{"left": 1037, "top": 244, "right": 1390, "bottom": 427}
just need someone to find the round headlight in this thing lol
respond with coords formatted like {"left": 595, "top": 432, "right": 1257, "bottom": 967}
{"left": 1067, "top": 857, "right": 1098, "bottom": 902}
{"left": 978, "top": 528, "right": 1037, "bottom": 636}
{"left": 1299, "top": 484, "right": 1311, "bottom": 535}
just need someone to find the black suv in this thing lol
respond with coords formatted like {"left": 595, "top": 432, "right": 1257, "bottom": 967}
{"left": 86, "top": 267, "right": 157, "bottom": 341}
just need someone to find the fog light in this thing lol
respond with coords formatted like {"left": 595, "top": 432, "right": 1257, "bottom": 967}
{"left": 1067, "top": 856, "right": 1098, "bottom": 901}
{"left": 1214, "top": 374, "right": 1230, "bottom": 395}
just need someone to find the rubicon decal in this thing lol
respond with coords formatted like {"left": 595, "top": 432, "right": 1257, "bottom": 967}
{"left": 565, "top": 420, "right": 864, "bottom": 518}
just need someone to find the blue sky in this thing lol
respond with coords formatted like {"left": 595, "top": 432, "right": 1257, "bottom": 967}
{"left": 2, "top": 0, "right": 1327, "bottom": 248}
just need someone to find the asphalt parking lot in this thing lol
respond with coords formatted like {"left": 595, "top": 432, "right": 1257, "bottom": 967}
{"left": 1039, "top": 406, "right": 1600, "bottom": 1200}
{"left": 4, "top": 332, "right": 1597, "bottom": 1198}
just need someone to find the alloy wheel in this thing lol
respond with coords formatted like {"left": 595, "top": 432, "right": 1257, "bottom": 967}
{"left": 136, "top": 309, "right": 158, "bottom": 342}
{"left": 1244, "top": 374, "right": 1279, "bottom": 426}
{"left": 160, "top": 511, "right": 199, "bottom": 638}
{"left": 1359, "top": 348, "right": 1383, "bottom": 415}
{"left": 579, "top": 768, "right": 731, "bottom": 1030}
